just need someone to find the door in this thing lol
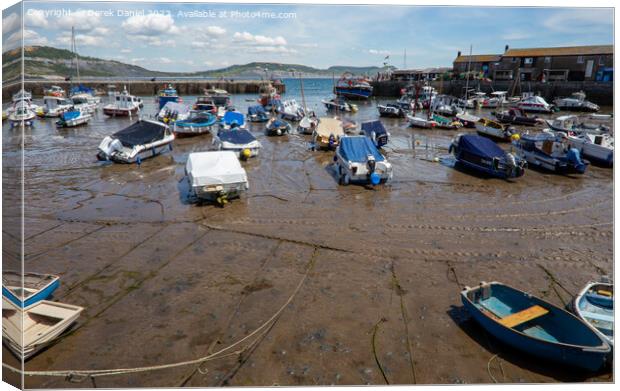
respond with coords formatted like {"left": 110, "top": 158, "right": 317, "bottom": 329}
{"left": 585, "top": 60, "right": 594, "bottom": 78}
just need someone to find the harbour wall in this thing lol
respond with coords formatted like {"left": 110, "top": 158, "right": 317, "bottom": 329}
{"left": 370, "top": 80, "right": 614, "bottom": 105}
{"left": 2, "top": 79, "right": 286, "bottom": 100}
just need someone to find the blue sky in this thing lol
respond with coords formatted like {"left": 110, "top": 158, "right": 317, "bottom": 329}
{"left": 2, "top": 2, "right": 614, "bottom": 72}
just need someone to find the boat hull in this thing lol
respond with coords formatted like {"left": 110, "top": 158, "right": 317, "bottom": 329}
{"left": 334, "top": 87, "right": 372, "bottom": 100}
{"left": 103, "top": 107, "right": 139, "bottom": 117}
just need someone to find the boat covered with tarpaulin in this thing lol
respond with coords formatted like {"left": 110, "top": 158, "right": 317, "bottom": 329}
{"left": 449, "top": 134, "right": 526, "bottom": 179}
{"left": 97, "top": 119, "right": 174, "bottom": 163}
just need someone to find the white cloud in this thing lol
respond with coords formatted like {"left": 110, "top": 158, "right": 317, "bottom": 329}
{"left": 120, "top": 48, "right": 132, "bottom": 53}
{"left": 122, "top": 13, "right": 178, "bottom": 36}
{"left": 297, "top": 43, "right": 319, "bottom": 48}
{"left": 55, "top": 10, "right": 103, "bottom": 31}
{"left": 202, "top": 26, "right": 226, "bottom": 36}
{"left": 368, "top": 49, "right": 391, "bottom": 56}
{"left": 543, "top": 9, "right": 612, "bottom": 33}
{"left": 159, "top": 57, "right": 172, "bottom": 64}
{"left": 24, "top": 10, "right": 49, "bottom": 29}
{"left": 191, "top": 41, "right": 209, "bottom": 49}
{"left": 233, "top": 31, "right": 287, "bottom": 46}
{"left": 3, "top": 12, "right": 20, "bottom": 35}
{"left": 252, "top": 46, "right": 297, "bottom": 54}
{"left": 23, "top": 29, "right": 48, "bottom": 46}
{"left": 56, "top": 32, "right": 104, "bottom": 47}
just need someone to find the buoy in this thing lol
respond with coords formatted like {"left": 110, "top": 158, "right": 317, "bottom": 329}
{"left": 511, "top": 133, "right": 520, "bottom": 141}
{"left": 370, "top": 172, "right": 381, "bottom": 186}
{"left": 242, "top": 148, "right": 251, "bottom": 159}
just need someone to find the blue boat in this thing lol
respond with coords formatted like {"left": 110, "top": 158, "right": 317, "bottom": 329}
{"left": 572, "top": 281, "right": 614, "bottom": 347}
{"left": 173, "top": 111, "right": 217, "bottom": 137}
{"left": 247, "top": 105, "right": 269, "bottom": 123}
{"left": 449, "top": 134, "right": 526, "bottom": 179}
{"left": 515, "top": 133, "right": 588, "bottom": 174}
{"left": 333, "top": 73, "right": 373, "bottom": 100}
{"left": 2, "top": 271, "right": 60, "bottom": 308}
{"left": 462, "top": 281, "right": 611, "bottom": 372}
{"left": 157, "top": 84, "right": 180, "bottom": 110}
{"left": 361, "top": 120, "right": 389, "bottom": 148}
{"left": 220, "top": 111, "right": 245, "bottom": 130}
{"left": 265, "top": 119, "right": 291, "bottom": 136}
{"left": 334, "top": 136, "right": 393, "bottom": 186}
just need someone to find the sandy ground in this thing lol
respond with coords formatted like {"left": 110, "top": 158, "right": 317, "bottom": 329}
{"left": 2, "top": 105, "right": 614, "bottom": 388}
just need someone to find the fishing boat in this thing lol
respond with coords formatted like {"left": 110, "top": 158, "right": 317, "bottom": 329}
{"left": 432, "top": 114, "right": 462, "bottom": 130}
{"left": 56, "top": 109, "right": 92, "bottom": 128}
{"left": 103, "top": 88, "right": 141, "bottom": 117}
{"left": 247, "top": 105, "right": 270, "bottom": 123}
{"left": 554, "top": 91, "right": 600, "bottom": 112}
{"left": 265, "top": 118, "right": 291, "bottom": 136}
{"left": 156, "top": 84, "right": 180, "bottom": 110}
{"left": 449, "top": 134, "right": 526, "bottom": 179}
{"left": 70, "top": 93, "right": 98, "bottom": 114}
{"left": 172, "top": 111, "right": 217, "bottom": 137}
{"left": 213, "top": 128, "right": 262, "bottom": 159}
{"left": 515, "top": 133, "right": 588, "bottom": 174}
{"left": 322, "top": 96, "right": 358, "bottom": 113}
{"left": 8, "top": 101, "right": 36, "bottom": 127}
{"left": 2, "top": 297, "right": 84, "bottom": 360}
{"left": 561, "top": 131, "right": 614, "bottom": 167}
{"left": 185, "top": 151, "right": 249, "bottom": 205}
{"left": 361, "top": 120, "right": 389, "bottom": 148}
{"left": 97, "top": 119, "right": 174, "bottom": 164}
{"left": 407, "top": 113, "right": 437, "bottom": 129}
{"left": 516, "top": 95, "right": 555, "bottom": 113}
{"left": 493, "top": 108, "right": 541, "bottom": 126}
{"left": 280, "top": 99, "right": 304, "bottom": 121}
{"left": 157, "top": 102, "right": 191, "bottom": 124}
{"left": 36, "top": 96, "right": 73, "bottom": 118}
{"left": 333, "top": 73, "right": 373, "bottom": 100}
{"left": 334, "top": 136, "right": 392, "bottom": 186}
{"left": 298, "top": 113, "right": 319, "bottom": 135}
{"left": 461, "top": 281, "right": 611, "bottom": 371}
{"left": 545, "top": 115, "right": 610, "bottom": 135}
{"left": 572, "top": 280, "right": 613, "bottom": 347}
{"left": 475, "top": 117, "right": 519, "bottom": 142}
{"left": 45, "top": 85, "right": 65, "bottom": 97}
{"left": 377, "top": 103, "right": 406, "bottom": 118}
{"left": 70, "top": 85, "right": 101, "bottom": 105}
{"left": 2, "top": 271, "right": 60, "bottom": 308}
{"left": 312, "top": 117, "right": 344, "bottom": 150}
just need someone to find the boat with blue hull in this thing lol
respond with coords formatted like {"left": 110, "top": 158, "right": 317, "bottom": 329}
{"left": 157, "top": 84, "right": 180, "bottom": 110}
{"left": 265, "top": 118, "right": 291, "bottom": 136}
{"left": 173, "top": 111, "right": 217, "bottom": 137}
{"left": 572, "top": 281, "right": 614, "bottom": 348}
{"left": 2, "top": 271, "right": 60, "bottom": 308}
{"left": 449, "top": 134, "right": 526, "bottom": 179}
{"left": 462, "top": 281, "right": 612, "bottom": 372}
{"left": 247, "top": 105, "right": 270, "bottom": 123}
{"left": 361, "top": 120, "right": 389, "bottom": 148}
{"left": 333, "top": 73, "right": 373, "bottom": 100}
{"left": 515, "top": 133, "right": 588, "bottom": 174}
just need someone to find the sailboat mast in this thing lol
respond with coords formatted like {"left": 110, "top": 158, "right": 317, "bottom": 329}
{"left": 464, "top": 44, "right": 472, "bottom": 104}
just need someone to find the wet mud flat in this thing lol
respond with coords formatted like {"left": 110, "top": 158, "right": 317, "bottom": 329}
{"left": 2, "top": 107, "right": 613, "bottom": 387}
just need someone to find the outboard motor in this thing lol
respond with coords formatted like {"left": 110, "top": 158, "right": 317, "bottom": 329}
{"left": 97, "top": 137, "right": 123, "bottom": 161}
{"left": 366, "top": 155, "right": 380, "bottom": 185}
{"left": 566, "top": 148, "right": 587, "bottom": 173}
{"left": 328, "top": 134, "right": 336, "bottom": 148}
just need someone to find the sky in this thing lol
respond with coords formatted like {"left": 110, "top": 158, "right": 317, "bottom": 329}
{"left": 2, "top": 1, "right": 615, "bottom": 72}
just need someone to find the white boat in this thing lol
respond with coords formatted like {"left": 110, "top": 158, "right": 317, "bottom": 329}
{"left": 516, "top": 95, "right": 554, "bottom": 113}
{"left": 36, "top": 96, "right": 73, "bottom": 118}
{"left": 8, "top": 101, "right": 36, "bottom": 126}
{"left": 572, "top": 280, "right": 613, "bottom": 347}
{"left": 334, "top": 136, "right": 392, "bottom": 186}
{"left": 70, "top": 93, "right": 98, "bottom": 114}
{"left": 2, "top": 271, "right": 60, "bottom": 308}
{"left": 185, "top": 151, "right": 249, "bottom": 205}
{"left": 481, "top": 91, "right": 508, "bottom": 108}
{"left": 322, "top": 97, "right": 358, "bottom": 113}
{"left": 407, "top": 113, "right": 437, "bottom": 128}
{"left": 213, "top": 128, "right": 262, "bottom": 159}
{"left": 97, "top": 119, "right": 175, "bottom": 164}
{"left": 45, "top": 85, "right": 65, "bottom": 97}
{"left": 312, "top": 117, "right": 343, "bottom": 150}
{"left": 280, "top": 99, "right": 304, "bottom": 121}
{"left": 298, "top": 113, "right": 319, "bottom": 135}
{"left": 475, "top": 118, "right": 517, "bottom": 141}
{"left": 56, "top": 109, "right": 92, "bottom": 127}
{"left": 564, "top": 132, "right": 613, "bottom": 167}
{"left": 2, "top": 297, "right": 84, "bottom": 360}
{"left": 377, "top": 103, "right": 406, "bottom": 118}
{"left": 103, "top": 87, "right": 141, "bottom": 117}
{"left": 455, "top": 112, "right": 480, "bottom": 128}
{"left": 554, "top": 91, "right": 599, "bottom": 112}
{"left": 546, "top": 115, "right": 610, "bottom": 135}
{"left": 12, "top": 89, "right": 32, "bottom": 101}
{"left": 157, "top": 101, "right": 191, "bottom": 124}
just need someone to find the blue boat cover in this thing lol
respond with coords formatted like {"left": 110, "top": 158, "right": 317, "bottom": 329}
{"left": 223, "top": 111, "right": 245, "bottom": 126}
{"left": 339, "top": 136, "right": 385, "bottom": 163}
{"left": 177, "top": 113, "right": 216, "bottom": 127}
{"left": 361, "top": 120, "right": 387, "bottom": 136}
{"left": 61, "top": 110, "right": 81, "bottom": 120}
{"left": 248, "top": 105, "right": 266, "bottom": 115}
{"left": 459, "top": 134, "right": 505, "bottom": 159}
{"left": 70, "top": 85, "right": 94, "bottom": 95}
{"left": 218, "top": 129, "right": 256, "bottom": 144}
{"left": 268, "top": 119, "right": 288, "bottom": 129}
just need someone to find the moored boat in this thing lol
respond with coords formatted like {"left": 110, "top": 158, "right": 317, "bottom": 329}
{"left": 45, "top": 85, "right": 65, "bottom": 97}
{"left": 157, "top": 102, "right": 190, "bottom": 124}
{"left": 313, "top": 117, "right": 344, "bottom": 150}
{"left": 334, "top": 136, "right": 392, "bottom": 186}
{"left": 185, "top": 151, "right": 249, "bottom": 205}
{"left": 247, "top": 105, "right": 270, "bottom": 123}
{"left": 377, "top": 103, "right": 406, "bottom": 118}
{"left": 516, "top": 95, "right": 555, "bottom": 113}
{"left": 561, "top": 131, "right": 614, "bottom": 167}
{"left": 298, "top": 113, "right": 319, "bottom": 135}
{"left": 475, "top": 117, "right": 519, "bottom": 142}
{"left": 323, "top": 96, "right": 358, "bottom": 113}
{"left": 213, "top": 128, "right": 262, "bottom": 159}
{"left": 493, "top": 108, "right": 541, "bottom": 126}
{"left": 103, "top": 88, "right": 141, "bottom": 117}
{"left": 407, "top": 113, "right": 437, "bottom": 129}
{"left": 554, "top": 91, "right": 600, "bottom": 112}
{"left": 8, "top": 101, "right": 36, "bottom": 126}
{"left": 572, "top": 280, "right": 613, "bottom": 347}
{"left": 265, "top": 118, "right": 291, "bottom": 136}
{"left": 361, "top": 120, "right": 389, "bottom": 148}
{"left": 156, "top": 84, "right": 180, "bottom": 110}
{"left": 515, "top": 133, "right": 588, "bottom": 174}
{"left": 36, "top": 96, "right": 73, "bottom": 118}
{"left": 97, "top": 119, "right": 174, "bottom": 164}
{"left": 173, "top": 111, "right": 217, "bottom": 137}
{"left": 545, "top": 115, "right": 610, "bottom": 135}
{"left": 432, "top": 114, "right": 462, "bottom": 129}
{"left": 455, "top": 112, "right": 480, "bottom": 128}
{"left": 56, "top": 109, "right": 92, "bottom": 128}
{"left": 280, "top": 99, "right": 304, "bottom": 121}
{"left": 449, "top": 134, "right": 526, "bottom": 179}
{"left": 2, "top": 271, "right": 60, "bottom": 308}
{"left": 461, "top": 281, "right": 611, "bottom": 371}
{"left": 333, "top": 73, "right": 373, "bottom": 100}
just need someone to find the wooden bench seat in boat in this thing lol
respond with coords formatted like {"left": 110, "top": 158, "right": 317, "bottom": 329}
{"left": 497, "top": 305, "right": 549, "bottom": 328}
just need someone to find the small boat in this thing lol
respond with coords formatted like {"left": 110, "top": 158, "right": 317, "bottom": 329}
{"left": 173, "top": 111, "right": 217, "bottom": 137}
{"left": 70, "top": 93, "right": 98, "bottom": 114}
{"left": 13, "top": 89, "right": 32, "bottom": 101}
{"left": 97, "top": 119, "right": 175, "bottom": 164}
{"left": 298, "top": 113, "right": 319, "bottom": 135}
{"left": 45, "top": 85, "right": 65, "bottom": 97}
{"left": 8, "top": 101, "right": 36, "bottom": 127}
{"left": 493, "top": 108, "right": 541, "bottom": 126}
{"left": 258, "top": 82, "right": 280, "bottom": 107}
{"left": 475, "top": 117, "right": 519, "bottom": 142}
{"left": 265, "top": 118, "right": 291, "bottom": 136}
{"left": 461, "top": 281, "right": 611, "bottom": 372}
{"left": 2, "top": 271, "right": 60, "bottom": 308}
{"left": 69, "top": 85, "right": 101, "bottom": 105}
{"left": 432, "top": 114, "right": 462, "bottom": 130}
{"left": 449, "top": 134, "right": 526, "bottom": 179}
{"left": 516, "top": 95, "right": 555, "bottom": 113}
{"left": 546, "top": 115, "right": 610, "bottom": 135}
{"left": 361, "top": 120, "right": 389, "bottom": 148}
{"left": 554, "top": 91, "right": 600, "bottom": 112}
{"left": 407, "top": 114, "right": 437, "bottom": 129}
{"left": 193, "top": 96, "right": 218, "bottom": 114}
{"left": 313, "top": 117, "right": 344, "bottom": 150}
{"left": 185, "top": 151, "right": 249, "bottom": 205}
{"left": 280, "top": 99, "right": 304, "bottom": 121}
{"left": 247, "top": 105, "right": 270, "bottom": 123}
{"left": 333, "top": 73, "right": 373, "bottom": 100}
{"left": 205, "top": 88, "right": 233, "bottom": 117}
{"left": 213, "top": 128, "right": 262, "bottom": 159}
{"left": 430, "top": 94, "right": 462, "bottom": 117}
{"left": 334, "top": 136, "right": 392, "bottom": 186}
{"left": 56, "top": 109, "right": 92, "bottom": 128}
{"left": 2, "top": 297, "right": 84, "bottom": 360}
{"left": 322, "top": 96, "right": 358, "bottom": 113}
{"left": 157, "top": 101, "right": 191, "bottom": 124}
{"left": 572, "top": 280, "right": 613, "bottom": 347}
{"left": 561, "top": 131, "right": 614, "bottom": 167}
{"left": 103, "top": 88, "right": 141, "bottom": 117}
{"left": 156, "top": 84, "right": 180, "bottom": 110}
{"left": 455, "top": 112, "right": 480, "bottom": 128}
{"left": 219, "top": 111, "right": 246, "bottom": 131}
{"left": 377, "top": 103, "right": 406, "bottom": 118}
{"left": 342, "top": 119, "right": 357, "bottom": 134}
{"left": 515, "top": 133, "right": 588, "bottom": 174}
{"left": 36, "top": 96, "right": 73, "bottom": 118}
{"left": 481, "top": 91, "right": 507, "bottom": 108}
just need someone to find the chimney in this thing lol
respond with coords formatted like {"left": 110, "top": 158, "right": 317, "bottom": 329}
{"left": 505, "top": 45, "right": 509, "bottom": 52}
{"left": 457, "top": 51, "right": 461, "bottom": 57}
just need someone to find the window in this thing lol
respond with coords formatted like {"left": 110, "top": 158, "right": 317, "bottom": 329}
{"left": 577, "top": 56, "right": 584, "bottom": 64}
{"left": 599, "top": 56, "right": 605, "bottom": 66}
{"left": 544, "top": 56, "right": 551, "bottom": 63}
{"left": 524, "top": 57, "right": 533, "bottom": 65}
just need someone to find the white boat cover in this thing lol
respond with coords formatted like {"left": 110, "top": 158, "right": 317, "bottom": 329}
{"left": 186, "top": 151, "right": 248, "bottom": 187}
{"left": 316, "top": 118, "right": 344, "bottom": 137}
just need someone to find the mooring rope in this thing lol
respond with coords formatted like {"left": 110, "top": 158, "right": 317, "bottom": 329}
{"left": 2, "top": 257, "right": 315, "bottom": 382}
